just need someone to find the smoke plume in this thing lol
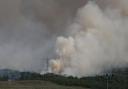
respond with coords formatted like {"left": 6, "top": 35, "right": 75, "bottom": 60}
{"left": 0, "top": 0, "right": 128, "bottom": 77}
{"left": 50, "top": 0, "right": 128, "bottom": 77}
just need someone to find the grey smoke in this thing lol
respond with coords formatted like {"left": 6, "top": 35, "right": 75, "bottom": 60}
{"left": 0, "top": 0, "right": 128, "bottom": 77}
{"left": 0, "top": 0, "right": 86, "bottom": 72}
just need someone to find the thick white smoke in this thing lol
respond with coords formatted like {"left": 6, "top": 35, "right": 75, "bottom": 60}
{"left": 50, "top": 0, "right": 128, "bottom": 77}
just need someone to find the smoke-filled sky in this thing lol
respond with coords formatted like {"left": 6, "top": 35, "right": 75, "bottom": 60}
{"left": 0, "top": 0, "right": 87, "bottom": 72}
{"left": 0, "top": 0, "right": 128, "bottom": 77}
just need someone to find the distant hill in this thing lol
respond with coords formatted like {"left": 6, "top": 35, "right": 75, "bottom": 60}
{"left": 0, "top": 69, "right": 21, "bottom": 80}
{"left": 0, "top": 69, "right": 20, "bottom": 76}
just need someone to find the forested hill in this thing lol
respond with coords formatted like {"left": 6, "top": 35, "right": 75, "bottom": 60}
{"left": 0, "top": 68, "right": 128, "bottom": 89}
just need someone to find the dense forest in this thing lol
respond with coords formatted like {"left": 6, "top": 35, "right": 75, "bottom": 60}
{"left": 0, "top": 68, "right": 128, "bottom": 89}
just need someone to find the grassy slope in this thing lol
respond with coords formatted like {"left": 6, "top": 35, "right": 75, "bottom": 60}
{"left": 0, "top": 80, "right": 88, "bottom": 89}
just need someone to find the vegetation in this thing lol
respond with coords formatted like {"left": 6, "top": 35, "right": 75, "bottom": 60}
{"left": 0, "top": 80, "right": 86, "bottom": 89}
{"left": 42, "top": 72, "right": 128, "bottom": 89}
{"left": 0, "top": 68, "right": 128, "bottom": 89}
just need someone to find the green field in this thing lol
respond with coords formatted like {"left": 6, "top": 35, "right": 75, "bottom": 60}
{"left": 0, "top": 80, "right": 87, "bottom": 89}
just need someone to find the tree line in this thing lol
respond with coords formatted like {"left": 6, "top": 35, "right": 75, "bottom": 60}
{"left": 0, "top": 68, "right": 128, "bottom": 89}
